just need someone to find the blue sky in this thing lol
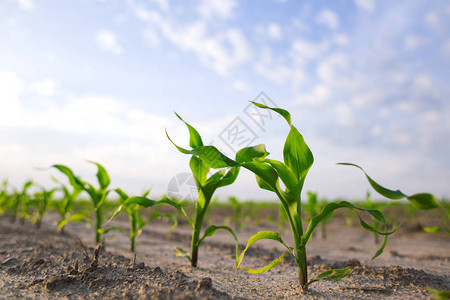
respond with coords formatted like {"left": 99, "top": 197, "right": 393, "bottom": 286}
{"left": 1, "top": 0, "right": 449, "bottom": 201}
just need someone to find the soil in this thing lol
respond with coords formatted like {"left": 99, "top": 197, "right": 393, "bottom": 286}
{"left": 0, "top": 210, "right": 449, "bottom": 299}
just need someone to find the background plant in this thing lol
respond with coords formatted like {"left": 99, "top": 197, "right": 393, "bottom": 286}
{"left": 10, "top": 181, "right": 34, "bottom": 224}
{"left": 52, "top": 161, "right": 111, "bottom": 244}
{"left": 51, "top": 179, "right": 90, "bottom": 233}
{"left": 29, "top": 186, "right": 56, "bottom": 228}
{"left": 303, "top": 192, "right": 330, "bottom": 239}
{"left": 102, "top": 188, "right": 177, "bottom": 252}
{"left": 0, "top": 180, "right": 11, "bottom": 215}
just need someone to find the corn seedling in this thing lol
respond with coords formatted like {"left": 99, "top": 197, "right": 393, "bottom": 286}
{"left": 52, "top": 179, "right": 90, "bottom": 233}
{"left": 304, "top": 192, "right": 330, "bottom": 239}
{"left": 102, "top": 188, "right": 177, "bottom": 252}
{"left": 30, "top": 186, "right": 56, "bottom": 228}
{"left": 10, "top": 181, "right": 34, "bottom": 224}
{"left": 165, "top": 113, "right": 268, "bottom": 267}
{"left": 0, "top": 180, "right": 10, "bottom": 215}
{"left": 52, "top": 161, "right": 112, "bottom": 244}
{"left": 184, "top": 101, "right": 440, "bottom": 291}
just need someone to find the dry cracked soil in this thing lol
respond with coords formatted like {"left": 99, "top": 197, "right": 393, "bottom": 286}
{"left": 0, "top": 209, "right": 449, "bottom": 299}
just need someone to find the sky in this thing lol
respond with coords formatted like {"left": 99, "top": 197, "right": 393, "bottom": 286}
{"left": 0, "top": 0, "right": 449, "bottom": 202}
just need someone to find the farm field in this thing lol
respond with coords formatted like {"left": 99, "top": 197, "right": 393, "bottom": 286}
{"left": 1, "top": 103, "right": 449, "bottom": 299}
{"left": 0, "top": 203, "right": 449, "bottom": 299}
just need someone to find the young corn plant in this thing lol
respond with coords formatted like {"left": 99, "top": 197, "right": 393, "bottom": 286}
{"left": 30, "top": 186, "right": 56, "bottom": 228}
{"left": 102, "top": 188, "right": 177, "bottom": 253}
{"left": 52, "top": 180, "right": 90, "bottom": 233}
{"left": 225, "top": 196, "right": 247, "bottom": 230}
{"left": 0, "top": 180, "right": 10, "bottom": 215}
{"left": 304, "top": 192, "right": 330, "bottom": 239}
{"left": 185, "top": 102, "right": 438, "bottom": 291}
{"left": 11, "top": 181, "right": 34, "bottom": 224}
{"left": 52, "top": 161, "right": 112, "bottom": 244}
{"left": 165, "top": 113, "right": 267, "bottom": 267}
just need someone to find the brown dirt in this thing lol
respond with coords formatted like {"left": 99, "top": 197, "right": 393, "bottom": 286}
{"left": 0, "top": 213, "right": 449, "bottom": 299}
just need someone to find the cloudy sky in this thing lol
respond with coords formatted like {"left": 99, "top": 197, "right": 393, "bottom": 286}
{"left": 1, "top": 0, "right": 449, "bottom": 202}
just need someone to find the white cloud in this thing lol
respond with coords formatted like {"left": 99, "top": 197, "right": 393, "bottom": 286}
{"left": 396, "top": 132, "right": 412, "bottom": 146}
{"left": 232, "top": 80, "right": 250, "bottom": 93}
{"left": 143, "top": 12, "right": 252, "bottom": 76}
{"left": 142, "top": 28, "right": 160, "bottom": 48}
{"left": 267, "top": 23, "right": 282, "bottom": 40}
{"left": 371, "top": 125, "right": 382, "bottom": 137}
{"left": 414, "top": 74, "right": 433, "bottom": 93}
{"left": 0, "top": 70, "right": 23, "bottom": 126}
{"left": 316, "top": 9, "right": 339, "bottom": 31}
{"left": 16, "top": 0, "right": 34, "bottom": 10}
{"left": 422, "top": 111, "right": 440, "bottom": 123}
{"left": 150, "top": 0, "right": 169, "bottom": 11}
{"left": 316, "top": 53, "right": 349, "bottom": 83}
{"left": 335, "top": 104, "right": 354, "bottom": 126}
{"left": 334, "top": 33, "right": 349, "bottom": 46}
{"left": 353, "top": 0, "right": 375, "bottom": 12}
{"left": 293, "top": 83, "right": 331, "bottom": 106}
{"left": 197, "top": 0, "right": 237, "bottom": 20}
{"left": 404, "top": 35, "right": 424, "bottom": 51}
{"left": 442, "top": 40, "right": 450, "bottom": 59}
{"left": 314, "top": 84, "right": 331, "bottom": 103}
{"left": 425, "top": 12, "right": 441, "bottom": 32}
{"left": 290, "top": 39, "right": 329, "bottom": 64}
{"left": 254, "top": 63, "right": 292, "bottom": 85}
{"left": 30, "top": 79, "right": 57, "bottom": 97}
{"left": 95, "top": 30, "right": 123, "bottom": 55}
{"left": 292, "top": 18, "right": 310, "bottom": 31}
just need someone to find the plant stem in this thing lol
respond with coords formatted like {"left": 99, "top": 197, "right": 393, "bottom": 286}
{"left": 95, "top": 206, "right": 102, "bottom": 244}
{"left": 130, "top": 213, "right": 137, "bottom": 252}
{"left": 297, "top": 245, "right": 308, "bottom": 290}
{"left": 190, "top": 191, "right": 208, "bottom": 268}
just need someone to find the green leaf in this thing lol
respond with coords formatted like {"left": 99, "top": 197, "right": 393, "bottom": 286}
{"left": 250, "top": 101, "right": 313, "bottom": 183}
{"left": 167, "top": 131, "right": 238, "bottom": 169}
{"left": 203, "top": 167, "right": 240, "bottom": 199}
{"left": 264, "top": 159, "right": 297, "bottom": 192}
{"left": 87, "top": 161, "right": 110, "bottom": 191}
{"left": 338, "top": 163, "right": 440, "bottom": 209}
{"left": 108, "top": 196, "right": 157, "bottom": 222}
{"left": 115, "top": 188, "right": 129, "bottom": 201}
{"left": 407, "top": 193, "right": 440, "bottom": 210}
{"left": 98, "top": 226, "right": 124, "bottom": 235}
{"left": 58, "top": 211, "right": 91, "bottom": 231}
{"left": 423, "top": 226, "right": 441, "bottom": 233}
{"left": 305, "top": 266, "right": 351, "bottom": 288}
{"left": 195, "top": 146, "right": 238, "bottom": 168}
{"left": 251, "top": 101, "right": 292, "bottom": 126}
{"left": 242, "top": 161, "right": 279, "bottom": 192}
{"left": 235, "top": 144, "right": 269, "bottom": 163}
{"left": 236, "top": 231, "right": 294, "bottom": 272}
{"left": 163, "top": 213, "right": 178, "bottom": 231}
{"left": 198, "top": 225, "right": 239, "bottom": 260}
{"left": 428, "top": 288, "right": 450, "bottom": 300}
{"left": 174, "top": 112, "right": 203, "bottom": 148}
{"left": 166, "top": 130, "right": 193, "bottom": 155}
{"left": 158, "top": 197, "right": 194, "bottom": 229}
{"left": 190, "top": 156, "right": 209, "bottom": 186}
{"left": 215, "top": 167, "right": 240, "bottom": 189}
{"left": 283, "top": 126, "right": 314, "bottom": 183}
{"left": 52, "top": 165, "right": 84, "bottom": 189}
{"left": 173, "top": 247, "right": 191, "bottom": 262}
{"left": 239, "top": 252, "right": 288, "bottom": 274}
{"left": 302, "top": 201, "right": 395, "bottom": 260}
